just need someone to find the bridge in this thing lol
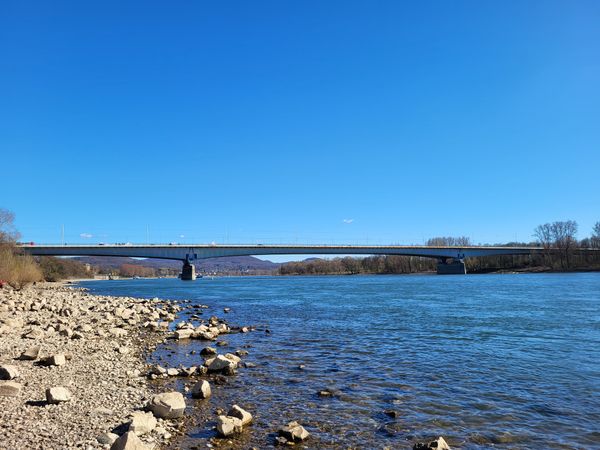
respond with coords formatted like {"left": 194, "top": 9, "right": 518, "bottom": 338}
{"left": 18, "top": 244, "right": 544, "bottom": 278}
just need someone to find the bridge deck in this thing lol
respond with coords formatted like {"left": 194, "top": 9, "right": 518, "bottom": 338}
{"left": 19, "top": 244, "right": 542, "bottom": 261}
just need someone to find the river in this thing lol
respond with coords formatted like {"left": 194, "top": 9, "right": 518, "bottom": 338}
{"left": 78, "top": 273, "right": 600, "bottom": 449}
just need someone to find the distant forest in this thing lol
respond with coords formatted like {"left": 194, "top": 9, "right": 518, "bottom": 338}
{"left": 279, "top": 221, "right": 600, "bottom": 275}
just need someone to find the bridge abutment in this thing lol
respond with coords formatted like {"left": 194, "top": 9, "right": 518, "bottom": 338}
{"left": 181, "top": 262, "right": 196, "bottom": 281}
{"left": 437, "top": 259, "right": 467, "bottom": 275}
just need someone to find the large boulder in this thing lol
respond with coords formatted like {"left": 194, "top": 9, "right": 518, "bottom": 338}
{"left": 174, "top": 329, "right": 193, "bottom": 340}
{"left": 191, "top": 380, "right": 211, "bottom": 399}
{"left": 228, "top": 405, "right": 252, "bottom": 426}
{"left": 148, "top": 392, "right": 186, "bottom": 418}
{"left": 200, "top": 346, "right": 217, "bottom": 356}
{"left": 205, "top": 354, "right": 237, "bottom": 372}
{"left": 129, "top": 411, "right": 157, "bottom": 435}
{"left": 279, "top": 421, "right": 310, "bottom": 442}
{"left": 110, "top": 431, "right": 149, "bottom": 450}
{"left": 216, "top": 415, "right": 243, "bottom": 437}
{"left": 46, "top": 386, "right": 72, "bottom": 403}
{"left": 0, "top": 381, "right": 21, "bottom": 397}
{"left": 0, "top": 364, "right": 19, "bottom": 380}
{"left": 224, "top": 353, "right": 241, "bottom": 364}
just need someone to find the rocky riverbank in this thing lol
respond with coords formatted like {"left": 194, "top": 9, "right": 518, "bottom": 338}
{"left": 0, "top": 282, "right": 183, "bottom": 450}
{"left": 1, "top": 282, "right": 451, "bottom": 450}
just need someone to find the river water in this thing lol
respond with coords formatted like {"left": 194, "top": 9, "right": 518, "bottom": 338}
{"left": 79, "top": 273, "right": 600, "bottom": 449}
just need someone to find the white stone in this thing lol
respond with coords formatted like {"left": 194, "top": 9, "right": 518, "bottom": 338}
{"left": 279, "top": 421, "right": 310, "bottom": 442}
{"left": 174, "top": 329, "right": 192, "bottom": 339}
{"left": 148, "top": 392, "right": 186, "bottom": 419}
{"left": 129, "top": 411, "right": 157, "bottom": 435}
{"left": 97, "top": 432, "right": 119, "bottom": 445}
{"left": 110, "top": 431, "right": 149, "bottom": 450}
{"left": 0, "top": 381, "right": 21, "bottom": 397}
{"left": 206, "top": 354, "right": 237, "bottom": 372}
{"left": 42, "top": 353, "right": 66, "bottom": 366}
{"left": 191, "top": 380, "right": 211, "bottom": 399}
{"left": 0, "top": 364, "right": 19, "bottom": 380}
{"left": 228, "top": 404, "right": 252, "bottom": 426}
{"left": 109, "top": 327, "right": 128, "bottom": 337}
{"left": 216, "top": 415, "right": 243, "bottom": 437}
{"left": 224, "top": 353, "right": 241, "bottom": 364}
{"left": 46, "top": 386, "right": 72, "bottom": 403}
{"left": 19, "top": 345, "right": 41, "bottom": 360}
{"left": 433, "top": 437, "right": 451, "bottom": 450}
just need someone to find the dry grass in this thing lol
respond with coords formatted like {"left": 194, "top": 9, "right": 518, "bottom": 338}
{"left": 0, "top": 244, "right": 42, "bottom": 290}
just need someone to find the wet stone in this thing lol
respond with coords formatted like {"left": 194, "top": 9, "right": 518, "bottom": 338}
{"left": 413, "top": 436, "right": 451, "bottom": 450}
{"left": 191, "top": 380, "right": 211, "bottom": 399}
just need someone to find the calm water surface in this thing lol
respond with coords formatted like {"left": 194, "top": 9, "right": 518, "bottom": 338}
{"left": 79, "top": 273, "right": 600, "bottom": 449}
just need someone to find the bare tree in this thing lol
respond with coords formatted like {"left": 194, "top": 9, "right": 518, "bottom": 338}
{"left": 426, "top": 236, "right": 472, "bottom": 247}
{"left": 552, "top": 220, "right": 578, "bottom": 268}
{"left": 0, "top": 208, "right": 20, "bottom": 243}
{"left": 592, "top": 222, "right": 600, "bottom": 249}
{"left": 533, "top": 223, "right": 553, "bottom": 248}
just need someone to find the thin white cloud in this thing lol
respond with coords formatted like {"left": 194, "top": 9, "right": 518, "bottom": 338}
{"left": 342, "top": 219, "right": 354, "bottom": 224}
{"left": 80, "top": 233, "right": 93, "bottom": 239}
{"left": 179, "top": 234, "right": 185, "bottom": 238}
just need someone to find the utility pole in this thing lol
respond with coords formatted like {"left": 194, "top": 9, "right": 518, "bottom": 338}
{"left": 146, "top": 225, "right": 149, "bottom": 245}
{"left": 61, "top": 224, "right": 65, "bottom": 245}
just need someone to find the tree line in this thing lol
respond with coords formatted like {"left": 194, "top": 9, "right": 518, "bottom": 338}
{"left": 279, "top": 222, "right": 600, "bottom": 275}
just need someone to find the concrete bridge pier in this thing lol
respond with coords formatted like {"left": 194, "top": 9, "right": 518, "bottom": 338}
{"left": 437, "top": 258, "right": 467, "bottom": 275}
{"left": 181, "top": 261, "right": 196, "bottom": 281}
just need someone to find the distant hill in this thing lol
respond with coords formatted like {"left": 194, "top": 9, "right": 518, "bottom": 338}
{"left": 73, "top": 255, "right": 280, "bottom": 274}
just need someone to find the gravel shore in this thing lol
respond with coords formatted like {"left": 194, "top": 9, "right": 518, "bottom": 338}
{"left": 0, "top": 283, "right": 181, "bottom": 450}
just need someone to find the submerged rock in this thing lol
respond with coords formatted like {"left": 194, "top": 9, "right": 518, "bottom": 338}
{"left": 384, "top": 409, "right": 399, "bottom": 418}
{"left": 278, "top": 421, "right": 310, "bottom": 442}
{"left": 413, "top": 436, "right": 451, "bottom": 450}
{"left": 200, "top": 346, "right": 217, "bottom": 356}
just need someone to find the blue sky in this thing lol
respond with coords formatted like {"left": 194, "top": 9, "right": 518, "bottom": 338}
{"left": 1, "top": 1, "right": 599, "bottom": 259}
